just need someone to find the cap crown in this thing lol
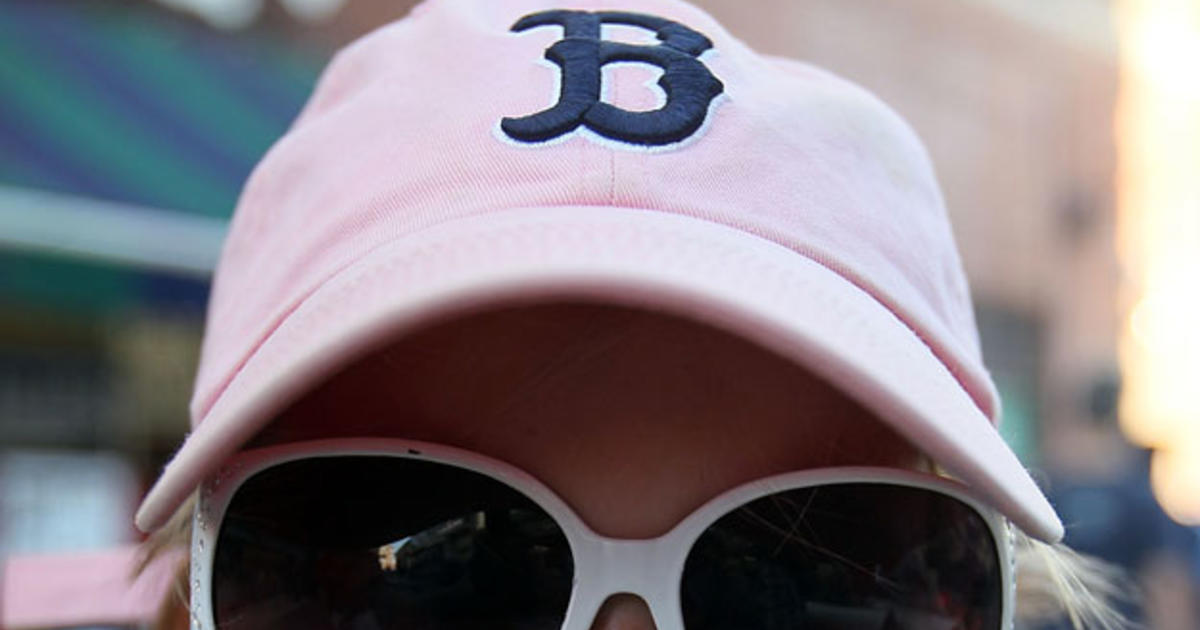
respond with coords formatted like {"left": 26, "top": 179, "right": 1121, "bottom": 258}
{"left": 196, "top": 0, "right": 995, "bottom": 425}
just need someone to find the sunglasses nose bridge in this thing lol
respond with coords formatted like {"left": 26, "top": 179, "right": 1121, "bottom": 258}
{"left": 568, "top": 537, "right": 683, "bottom": 629}
{"left": 597, "top": 538, "right": 677, "bottom": 591}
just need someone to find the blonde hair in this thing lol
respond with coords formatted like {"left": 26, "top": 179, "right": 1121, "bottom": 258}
{"left": 139, "top": 491, "right": 1136, "bottom": 630}
{"left": 136, "top": 495, "right": 195, "bottom": 630}
{"left": 1013, "top": 527, "right": 1136, "bottom": 629}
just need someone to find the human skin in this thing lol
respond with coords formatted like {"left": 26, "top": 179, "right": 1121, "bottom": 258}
{"left": 251, "top": 300, "right": 926, "bottom": 630}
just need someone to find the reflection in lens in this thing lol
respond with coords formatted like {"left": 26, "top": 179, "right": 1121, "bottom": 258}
{"left": 213, "top": 457, "right": 574, "bottom": 630}
{"left": 681, "top": 483, "right": 1001, "bottom": 630}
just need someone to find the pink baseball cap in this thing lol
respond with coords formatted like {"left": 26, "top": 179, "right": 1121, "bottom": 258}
{"left": 135, "top": 0, "right": 1063, "bottom": 542}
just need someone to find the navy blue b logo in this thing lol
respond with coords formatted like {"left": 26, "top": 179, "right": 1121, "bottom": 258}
{"left": 501, "top": 10, "right": 724, "bottom": 146}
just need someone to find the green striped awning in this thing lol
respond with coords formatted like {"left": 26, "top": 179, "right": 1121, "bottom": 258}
{"left": 0, "top": 0, "right": 325, "bottom": 312}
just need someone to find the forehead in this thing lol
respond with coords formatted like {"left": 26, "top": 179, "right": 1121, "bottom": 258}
{"left": 251, "top": 300, "right": 924, "bottom": 536}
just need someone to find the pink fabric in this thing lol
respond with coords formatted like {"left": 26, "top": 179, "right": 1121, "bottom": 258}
{"left": 1, "top": 545, "right": 182, "bottom": 630}
{"left": 135, "top": 0, "right": 1063, "bottom": 541}
{"left": 198, "top": 0, "right": 988, "bottom": 426}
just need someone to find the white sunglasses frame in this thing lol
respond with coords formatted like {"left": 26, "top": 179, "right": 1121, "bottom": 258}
{"left": 190, "top": 437, "right": 1016, "bottom": 630}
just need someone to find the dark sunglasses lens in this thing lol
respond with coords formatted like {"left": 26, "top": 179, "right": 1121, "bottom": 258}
{"left": 213, "top": 456, "right": 574, "bottom": 630}
{"left": 681, "top": 483, "right": 1002, "bottom": 630}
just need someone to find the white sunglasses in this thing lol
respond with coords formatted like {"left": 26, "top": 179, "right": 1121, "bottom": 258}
{"left": 190, "top": 438, "right": 1016, "bottom": 630}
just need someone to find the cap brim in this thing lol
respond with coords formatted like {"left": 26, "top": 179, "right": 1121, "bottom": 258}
{"left": 136, "top": 206, "right": 1063, "bottom": 542}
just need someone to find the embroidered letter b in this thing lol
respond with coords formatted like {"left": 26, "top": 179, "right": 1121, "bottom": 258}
{"left": 501, "top": 10, "right": 724, "bottom": 146}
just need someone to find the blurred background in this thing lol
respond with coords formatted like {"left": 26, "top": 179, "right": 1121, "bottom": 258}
{"left": 1, "top": 0, "right": 1198, "bottom": 628}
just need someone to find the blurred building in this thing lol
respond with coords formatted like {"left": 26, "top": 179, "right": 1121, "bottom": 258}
{"left": 0, "top": 0, "right": 322, "bottom": 559}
